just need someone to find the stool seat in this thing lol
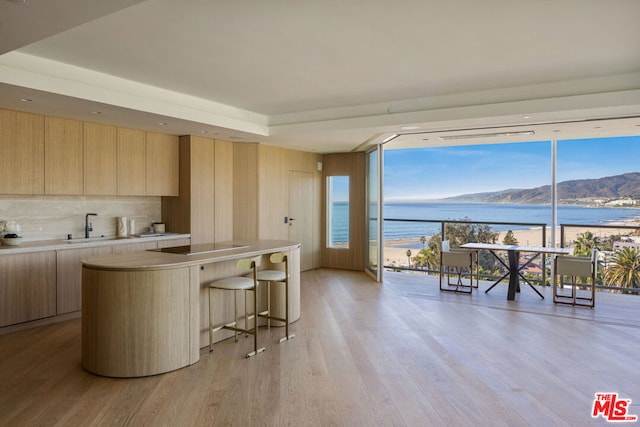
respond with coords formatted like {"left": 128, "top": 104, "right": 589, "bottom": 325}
{"left": 210, "top": 276, "right": 255, "bottom": 291}
{"left": 256, "top": 270, "right": 286, "bottom": 282}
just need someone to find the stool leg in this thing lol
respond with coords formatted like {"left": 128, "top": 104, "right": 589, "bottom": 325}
{"left": 209, "top": 287, "right": 213, "bottom": 352}
{"left": 233, "top": 290, "right": 238, "bottom": 342}
{"left": 267, "top": 281, "right": 271, "bottom": 329}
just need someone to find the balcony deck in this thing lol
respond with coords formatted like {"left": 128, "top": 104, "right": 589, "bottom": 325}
{"left": 0, "top": 268, "right": 638, "bottom": 425}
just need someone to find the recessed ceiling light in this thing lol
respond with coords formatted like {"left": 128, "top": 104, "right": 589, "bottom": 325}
{"left": 158, "top": 122, "right": 168, "bottom": 126}
{"left": 552, "top": 129, "right": 561, "bottom": 133}
{"left": 522, "top": 115, "right": 532, "bottom": 119}
{"left": 8, "top": 0, "right": 28, "bottom": 3}
{"left": 20, "top": 98, "right": 32, "bottom": 102}
{"left": 400, "top": 125, "right": 419, "bottom": 130}
{"left": 200, "top": 130, "right": 209, "bottom": 134}
{"left": 593, "top": 126, "right": 602, "bottom": 129}
{"left": 91, "top": 111, "right": 101, "bottom": 115}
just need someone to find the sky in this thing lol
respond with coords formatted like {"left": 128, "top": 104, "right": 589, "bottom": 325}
{"left": 383, "top": 135, "right": 640, "bottom": 201}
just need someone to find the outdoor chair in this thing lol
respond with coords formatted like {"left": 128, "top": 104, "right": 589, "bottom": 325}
{"left": 439, "top": 240, "right": 479, "bottom": 294}
{"left": 552, "top": 249, "right": 596, "bottom": 308}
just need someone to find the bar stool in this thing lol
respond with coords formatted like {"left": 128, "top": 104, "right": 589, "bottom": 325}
{"left": 256, "top": 252, "right": 295, "bottom": 343}
{"left": 207, "top": 256, "right": 265, "bottom": 358}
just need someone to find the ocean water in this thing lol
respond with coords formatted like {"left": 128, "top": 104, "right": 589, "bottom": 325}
{"left": 330, "top": 201, "right": 640, "bottom": 244}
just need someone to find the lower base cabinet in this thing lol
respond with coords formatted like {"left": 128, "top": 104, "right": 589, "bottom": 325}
{"left": 57, "top": 246, "right": 113, "bottom": 315}
{"left": 0, "top": 252, "right": 56, "bottom": 327}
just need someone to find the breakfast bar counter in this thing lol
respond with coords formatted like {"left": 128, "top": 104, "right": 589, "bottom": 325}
{"left": 81, "top": 239, "right": 300, "bottom": 378}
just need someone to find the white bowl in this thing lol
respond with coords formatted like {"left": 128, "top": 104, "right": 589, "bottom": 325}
{"left": 1, "top": 237, "right": 23, "bottom": 246}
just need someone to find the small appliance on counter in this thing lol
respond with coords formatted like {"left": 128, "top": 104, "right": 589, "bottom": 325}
{"left": 153, "top": 222, "right": 165, "bottom": 233}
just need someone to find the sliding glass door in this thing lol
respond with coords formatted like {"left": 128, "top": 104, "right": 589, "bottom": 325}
{"left": 365, "top": 145, "right": 383, "bottom": 281}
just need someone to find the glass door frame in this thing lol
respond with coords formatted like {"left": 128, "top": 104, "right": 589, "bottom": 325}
{"left": 365, "top": 144, "right": 383, "bottom": 282}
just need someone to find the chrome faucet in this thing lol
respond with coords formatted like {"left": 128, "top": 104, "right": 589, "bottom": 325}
{"left": 85, "top": 213, "right": 98, "bottom": 238}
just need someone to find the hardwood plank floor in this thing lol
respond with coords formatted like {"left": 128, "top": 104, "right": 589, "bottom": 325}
{"left": 1, "top": 269, "right": 638, "bottom": 426}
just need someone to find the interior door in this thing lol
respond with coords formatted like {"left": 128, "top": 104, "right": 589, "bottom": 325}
{"left": 289, "top": 170, "right": 314, "bottom": 271}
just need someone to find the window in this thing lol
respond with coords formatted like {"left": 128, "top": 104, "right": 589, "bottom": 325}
{"left": 327, "top": 176, "right": 350, "bottom": 249}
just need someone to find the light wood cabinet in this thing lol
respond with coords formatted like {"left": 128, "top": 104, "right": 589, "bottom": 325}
{"left": 0, "top": 109, "right": 45, "bottom": 195}
{"left": 117, "top": 127, "right": 146, "bottom": 195}
{"left": 112, "top": 240, "right": 158, "bottom": 253}
{"left": 45, "top": 116, "right": 83, "bottom": 195}
{"left": 215, "top": 140, "right": 234, "bottom": 241}
{"left": 146, "top": 132, "right": 179, "bottom": 196}
{"left": 163, "top": 136, "right": 232, "bottom": 244}
{"left": 84, "top": 122, "right": 117, "bottom": 195}
{"left": 56, "top": 246, "right": 112, "bottom": 315}
{"left": 0, "top": 251, "right": 56, "bottom": 327}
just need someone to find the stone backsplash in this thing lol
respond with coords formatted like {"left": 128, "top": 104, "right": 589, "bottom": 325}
{"left": 0, "top": 195, "right": 162, "bottom": 242}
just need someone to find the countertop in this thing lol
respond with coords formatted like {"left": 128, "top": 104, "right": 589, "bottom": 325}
{"left": 0, "top": 233, "right": 191, "bottom": 255}
{"left": 81, "top": 239, "right": 300, "bottom": 271}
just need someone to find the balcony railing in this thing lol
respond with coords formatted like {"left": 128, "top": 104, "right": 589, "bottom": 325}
{"left": 383, "top": 218, "right": 640, "bottom": 295}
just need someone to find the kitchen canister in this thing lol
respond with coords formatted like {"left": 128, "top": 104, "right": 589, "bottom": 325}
{"left": 128, "top": 219, "right": 136, "bottom": 236}
{"left": 153, "top": 222, "right": 165, "bottom": 233}
{"left": 117, "top": 216, "right": 128, "bottom": 237}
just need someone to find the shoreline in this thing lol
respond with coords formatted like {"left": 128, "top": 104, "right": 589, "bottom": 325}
{"left": 382, "top": 219, "right": 640, "bottom": 267}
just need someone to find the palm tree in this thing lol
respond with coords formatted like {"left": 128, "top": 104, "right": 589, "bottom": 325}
{"left": 502, "top": 230, "right": 518, "bottom": 245}
{"left": 419, "top": 236, "right": 427, "bottom": 249}
{"left": 603, "top": 247, "right": 640, "bottom": 292}
{"left": 573, "top": 231, "right": 600, "bottom": 256}
{"left": 406, "top": 249, "right": 412, "bottom": 268}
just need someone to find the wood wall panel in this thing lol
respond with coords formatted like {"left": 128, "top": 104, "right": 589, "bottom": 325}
{"left": 214, "top": 140, "right": 234, "bottom": 241}
{"left": 321, "top": 152, "right": 366, "bottom": 271}
{"left": 190, "top": 135, "right": 215, "bottom": 244}
{"left": 45, "top": 116, "right": 83, "bottom": 195}
{"left": 233, "top": 143, "right": 259, "bottom": 240}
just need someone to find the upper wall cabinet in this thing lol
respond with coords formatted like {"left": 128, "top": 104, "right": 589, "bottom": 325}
{"left": 84, "top": 122, "right": 117, "bottom": 195}
{"left": 146, "top": 132, "right": 179, "bottom": 196}
{"left": 0, "top": 109, "right": 45, "bottom": 195}
{"left": 45, "top": 116, "right": 84, "bottom": 195}
{"left": 117, "top": 127, "right": 146, "bottom": 196}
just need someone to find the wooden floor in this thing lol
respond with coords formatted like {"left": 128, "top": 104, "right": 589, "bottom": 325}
{"left": 1, "top": 269, "right": 639, "bottom": 426}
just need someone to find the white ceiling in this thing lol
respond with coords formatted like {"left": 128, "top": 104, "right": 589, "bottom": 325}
{"left": 1, "top": 0, "right": 639, "bottom": 153}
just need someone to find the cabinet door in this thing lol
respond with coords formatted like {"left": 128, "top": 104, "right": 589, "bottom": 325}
{"left": 117, "top": 127, "right": 146, "bottom": 195}
{"left": 45, "top": 116, "right": 83, "bottom": 195}
{"left": 146, "top": 132, "right": 179, "bottom": 196}
{"left": 56, "top": 246, "right": 112, "bottom": 314}
{"left": 214, "top": 139, "right": 233, "bottom": 241}
{"left": 0, "top": 109, "right": 45, "bottom": 195}
{"left": 0, "top": 252, "right": 56, "bottom": 327}
{"left": 111, "top": 241, "right": 158, "bottom": 253}
{"left": 190, "top": 136, "right": 215, "bottom": 244}
{"left": 84, "top": 122, "right": 117, "bottom": 195}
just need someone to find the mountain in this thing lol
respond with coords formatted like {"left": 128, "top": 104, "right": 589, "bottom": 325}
{"left": 444, "top": 172, "right": 640, "bottom": 204}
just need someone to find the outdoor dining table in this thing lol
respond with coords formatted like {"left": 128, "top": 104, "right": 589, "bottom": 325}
{"left": 460, "top": 243, "right": 572, "bottom": 301}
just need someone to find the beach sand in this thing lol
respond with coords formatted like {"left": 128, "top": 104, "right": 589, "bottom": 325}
{"left": 382, "top": 222, "right": 640, "bottom": 267}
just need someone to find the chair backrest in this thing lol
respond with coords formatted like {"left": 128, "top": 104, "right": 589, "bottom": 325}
{"left": 555, "top": 255, "right": 593, "bottom": 277}
{"left": 237, "top": 255, "right": 261, "bottom": 271}
{"left": 269, "top": 252, "right": 287, "bottom": 264}
{"left": 442, "top": 250, "right": 472, "bottom": 268}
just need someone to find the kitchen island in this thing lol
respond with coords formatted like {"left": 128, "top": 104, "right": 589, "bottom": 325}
{"left": 81, "top": 239, "right": 300, "bottom": 378}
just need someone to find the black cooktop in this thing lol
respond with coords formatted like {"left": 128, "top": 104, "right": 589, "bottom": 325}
{"left": 150, "top": 243, "right": 249, "bottom": 255}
